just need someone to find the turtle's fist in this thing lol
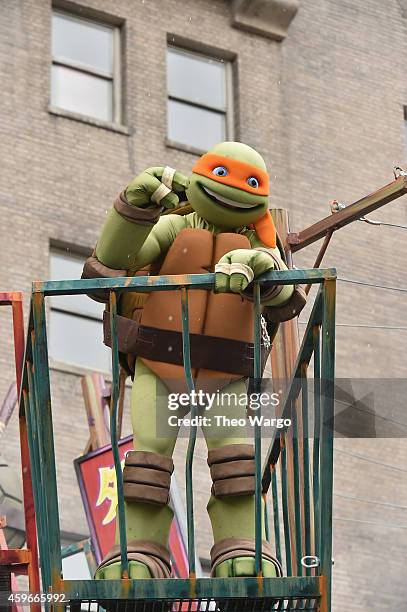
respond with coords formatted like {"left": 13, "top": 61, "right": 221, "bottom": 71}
{"left": 126, "top": 166, "right": 189, "bottom": 209}
{"left": 214, "top": 249, "right": 275, "bottom": 294}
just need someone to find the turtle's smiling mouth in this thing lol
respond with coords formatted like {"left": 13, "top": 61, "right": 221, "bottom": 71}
{"left": 199, "top": 183, "right": 261, "bottom": 210}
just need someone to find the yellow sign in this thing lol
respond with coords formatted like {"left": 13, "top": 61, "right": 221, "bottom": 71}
{"left": 95, "top": 459, "right": 125, "bottom": 525}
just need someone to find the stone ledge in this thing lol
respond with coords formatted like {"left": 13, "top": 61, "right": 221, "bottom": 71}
{"left": 230, "top": 0, "right": 299, "bottom": 41}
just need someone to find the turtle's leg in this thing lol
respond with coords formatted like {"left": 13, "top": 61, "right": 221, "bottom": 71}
{"left": 202, "top": 378, "right": 281, "bottom": 578}
{"left": 96, "top": 358, "right": 183, "bottom": 579}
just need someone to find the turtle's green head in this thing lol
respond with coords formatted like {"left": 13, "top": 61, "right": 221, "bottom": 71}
{"left": 186, "top": 141, "right": 270, "bottom": 230}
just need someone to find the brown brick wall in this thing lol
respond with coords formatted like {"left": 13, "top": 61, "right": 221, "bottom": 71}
{"left": 1, "top": 0, "right": 406, "bottom": 608}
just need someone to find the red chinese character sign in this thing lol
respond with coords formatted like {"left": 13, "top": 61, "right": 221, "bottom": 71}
{"left": 74, "top": 435, "right": 189, "bottom": 577}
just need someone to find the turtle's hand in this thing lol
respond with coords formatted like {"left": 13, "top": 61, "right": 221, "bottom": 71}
{"left": 125, "top": 166, "right": 189, "bottom": 210}
{"left": 214, "top": 249, "right": 275, "bottom": 294}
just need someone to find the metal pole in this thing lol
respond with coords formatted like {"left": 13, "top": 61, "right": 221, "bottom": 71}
{"left": 11, "top": 297, "right": 40, "bottom": 593}
{"left": 31, "top": 292, "right": 62, "bottom": 591}
{"left": 319, "top": 279, "right": 336, "bottom": 611}
{"left": 288, "top": 174, "right": 407, "bottom": 252}
{"left": 108, "top": 291, "right": 128, "bottom": 578}
{"left": 181, "top": 288, "right": 197, "bottom": 579}
{"left": 253, "top": 283, "right": 263, "bottom": 576}
{"left": 270, "top": 208, "right": 301, "bottom": 575}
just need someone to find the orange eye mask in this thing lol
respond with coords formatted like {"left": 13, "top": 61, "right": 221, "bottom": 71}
{"left": 192, "top": 153, "right": 270, "bottom": 196}
{"left": 192, "top": 152, "right": 276, "bottom": 248}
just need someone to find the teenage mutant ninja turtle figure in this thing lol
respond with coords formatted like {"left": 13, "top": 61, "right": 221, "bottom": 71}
{"left": 83, "top": 141, "right": 306, "bottom": 580}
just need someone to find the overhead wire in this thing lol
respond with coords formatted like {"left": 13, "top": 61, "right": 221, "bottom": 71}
{"left": 359, "top": 216, "right": 407, "bottom": 231}
{"left": 298, "top": 322, "right": 407, "bottom": 330}
{"left": 334, "top": 492, "right": 407, "bottom": 511}
{"left": 299, "top": 270, "right": 407, "bottom": 329}
{"left": 333, "top": 517, "right": 407, "bottom": 530}
{"left": 300, "top": 215, "right": 407, "bottom": 293}
{"left": 334, "top": 448, "right": 407, "bottom": 473}
{"left": 337, "top": 277, "right": 407, "bottom": 293}
{"left": 298, "top": 219, "right": 407, "bottom": 530}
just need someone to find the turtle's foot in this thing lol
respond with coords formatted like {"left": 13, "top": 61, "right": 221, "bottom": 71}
{"left": 214, "top": 556, "right": 278, "bottom": 577}
{"left": 94, "top": 540, "right": 171, "bottom": 580}
{"left": 95, "top": 560, "right": 152, "bottom": 579}
{"left": 211, "top": 539, "right": 283, "bottom": 578}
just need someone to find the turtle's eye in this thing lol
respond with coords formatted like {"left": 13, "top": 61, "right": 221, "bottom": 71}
{"left": 213, "top": 166, "right": 228, "bottom": 177}
{"left": 247, "top": 176, "right": 259, "bottom": 188}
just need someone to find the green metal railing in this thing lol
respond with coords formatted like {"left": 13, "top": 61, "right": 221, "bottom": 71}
{"left": 20, "top": 268, "right": 336, "bottom": 611}
{"left": 261, "top": 273, "right": 336, "bottom": 611}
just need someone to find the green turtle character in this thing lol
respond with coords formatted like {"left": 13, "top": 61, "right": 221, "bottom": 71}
{"left": 84, "top": 141, "right": 305, "bottom": 580}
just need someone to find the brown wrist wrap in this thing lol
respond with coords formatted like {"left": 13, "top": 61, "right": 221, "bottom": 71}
{"left": 81, "top": 253, "right": 127, "bottom": 304}
{"left": 115, "top": 191, "right": 163, "bottom": 225}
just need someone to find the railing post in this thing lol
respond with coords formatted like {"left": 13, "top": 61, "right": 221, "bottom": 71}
{"left": 291, "top": 400, "right": 303, "bottom": 575}
{"left": 29, "top": 336, "right": 52, "bottom": 592}
{"left": 270, "top": 466, "right": 282, "bottom": 565}
{"left": 181, "top": 287, "right": 197, "bottom": 581}
{"left": 17, "top": 269, "right": 336, "bottom": 608}
{"left": 301, "top": 364, "right": 311, "bottom": 575}
{"left": 31, "top": 292, "right": 62, "bottom": 591}
{"left": 312, "top": 325, "right": 321, "bottom": 565}
{"left": 253, "top": 283, "right": 263, "bottom": 577}
{"left": 270, "top": 208, "right": 301, "bottom": 574}
{"left": 25, "top": 367, "right": 50, "bottom": 591}
{"left": 319, "top": 279, "right": 336, "bottom": 611}
{"left": 108, "top": 291, "right": 128, "bottom": 578}
{"left": 10, "top": 296, "right": 40, "bottom": 593}
{"left": 280, "top": 434, "right": 292, "bottom": 576}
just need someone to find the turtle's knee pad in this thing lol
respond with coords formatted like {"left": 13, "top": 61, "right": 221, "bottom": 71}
{"left": 208, "top": 444, "right": 255, "bottom": 497}
{"left": 123, "top": 451, "right": 173, "bottom": 505}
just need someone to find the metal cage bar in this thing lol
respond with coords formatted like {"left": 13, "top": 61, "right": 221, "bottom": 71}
{"left": 261, "top": 279, "right": 336, "bottom": 610}
{"left": 312, "top": 326, "right": 321, "bottom": 563}
{"left": 318, "top": 280, "right": 336, "bottom": 609}
{"left": 31, "top": 293, "right": 62, "bottom": 588}
{"left": 0, "top": 292, "right": 40, "bottom": 597}
{"left": 108, "top": 291, "right": 128, "bottom": 578}
{"left": 19, "top": 267, "right": 336, "bottom": 609}
{"left": 253, "top": 283, "right": 263, "bottom": 576}
{"left": 291, "top": 402, "right": 303, "bottom": 576}
{"left": 301, "top": 365, "right": 311, "bottom": 576}
{"left": 271, "top": 467, "right": 282, "bottom": 566}
{"left": 280, "top": 436, "right": 292, "bottom": 577}
{"left": 181, "top": 287, "right": 198, "bottom": 578}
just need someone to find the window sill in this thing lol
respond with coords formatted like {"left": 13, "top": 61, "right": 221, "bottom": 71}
{"left": 49, "top": 359, "right": 132, "bottom": 387}
{"left": 165, "top": 138, "right": 206, "bottom": 157}
{"left": 50, "top": 358, "right": 110, "bottom": 378}
{"left": 48, "top": 106, "right": 130, "bottom": 135}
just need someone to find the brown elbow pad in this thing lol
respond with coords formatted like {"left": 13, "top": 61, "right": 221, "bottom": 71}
{"left": 81, "top": 254, "right": 127, "bottom": 303}
{"left": 263, "top": 285, "right": 307, "bottom": 323}
{"left": 208, "top": 444, "right": 255, "bottom": 498}
{"left": 123, "top": 451, "right": 174, "bottom": 505}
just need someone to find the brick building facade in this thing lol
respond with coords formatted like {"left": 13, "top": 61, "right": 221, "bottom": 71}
{"left": 0, "top": 0, "right": 406, "bottom": 609}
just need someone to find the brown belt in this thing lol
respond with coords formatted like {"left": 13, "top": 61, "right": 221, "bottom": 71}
{"left": 103, "top": 311, "right": 268, "bottom": 377}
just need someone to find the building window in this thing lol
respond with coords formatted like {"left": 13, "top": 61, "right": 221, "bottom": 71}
{"left": 167, "top": 47, "right": 233, "bottom": 151}
{"left": 49, "top": 249, "right": 111, "bottom": 372}
{"left": 51, "top": 11, "right": 121, "bottom": 123}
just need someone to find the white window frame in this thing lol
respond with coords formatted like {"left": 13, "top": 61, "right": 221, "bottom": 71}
{"left": 51, "top": 9, "right": 122, "bottom": 124}
{"left": 167, "top": 45, "right": 234, "bottom": 150}
{"left": 49, "top": 248, "right": 110, "bottom": 374}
